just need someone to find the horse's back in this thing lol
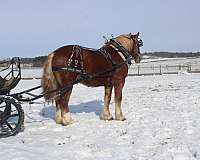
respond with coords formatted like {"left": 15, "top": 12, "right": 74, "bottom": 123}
{"left": 52, "top": 45, "right": 111, "bottom": 72}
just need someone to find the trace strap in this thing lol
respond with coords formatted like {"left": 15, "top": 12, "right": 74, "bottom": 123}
{"left": 10, "top": 38, "right": 134, "bottom": 102}
{"left": 10, "top": 53, "right": 133, "bottom": 102}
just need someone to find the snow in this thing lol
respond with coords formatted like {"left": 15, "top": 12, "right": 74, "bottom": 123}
{"left": 1, "top": 72, "right": 200, "bottom": 160}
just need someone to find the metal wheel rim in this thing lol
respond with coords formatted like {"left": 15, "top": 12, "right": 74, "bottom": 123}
{"left": 0, "top": 97, "right": 24, "bottom": 138}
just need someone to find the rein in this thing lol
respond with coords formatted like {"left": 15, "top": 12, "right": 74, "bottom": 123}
{"left": 55, "top": 56, "right": 133, "bottom": 97}
{"left": 13, "top": 38, "right": 136, "bottom": 101}
{"left": 10, "top": 56, "right": 133, "bottom": 102}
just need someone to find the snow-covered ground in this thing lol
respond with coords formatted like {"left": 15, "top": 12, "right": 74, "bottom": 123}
{"left": 0, "top": 72, "right": 200, "bottom": 160}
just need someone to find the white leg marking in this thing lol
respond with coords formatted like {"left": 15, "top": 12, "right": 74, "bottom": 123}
{"left": 55, "top": 106, "right": 62, "bottom": 124}
{"left": 62, "top": 112, "right": 74, "bottom": 126}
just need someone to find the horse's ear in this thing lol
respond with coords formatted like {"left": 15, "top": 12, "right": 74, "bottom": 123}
{"left": 136, "top": 32, "right": 139, "bottom": 37}
{"left": 129, "top": 33, "right": 132, "bottom": 38}
{"left": 131, "top": 32, "right": 139, "bottom": 39}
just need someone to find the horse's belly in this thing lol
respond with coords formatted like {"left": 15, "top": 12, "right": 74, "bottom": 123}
{"left": 81, "top": 77, "right": 111, "bottom": 87}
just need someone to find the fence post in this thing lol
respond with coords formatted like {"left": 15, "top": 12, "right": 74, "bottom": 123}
{"left": 153, "top": 65, "right": 154, "bottom": 73}
{"left": 187, "top": 64, "right": 190, "bottom": 72}
{"left": 160, "top": 65, "right": 162, "bottom": 75}
{"left": 179, "top": 65, "right": 181, "bottom": 71}
{"left": 137, "top": 65, "right": 140, "bottom": 76}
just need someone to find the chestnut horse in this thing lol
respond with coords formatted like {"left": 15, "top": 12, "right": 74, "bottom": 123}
{"left": 42, "top": 33, "right": 142, "bottom": 125}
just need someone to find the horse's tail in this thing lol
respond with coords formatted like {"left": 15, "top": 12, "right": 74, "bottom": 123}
{"left": 41, "top": 53, "right": 58, "bottom": 102}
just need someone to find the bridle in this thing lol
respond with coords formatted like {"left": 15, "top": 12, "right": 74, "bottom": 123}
{"left": 138, "top": 38, "right": 143, "bottom": 47}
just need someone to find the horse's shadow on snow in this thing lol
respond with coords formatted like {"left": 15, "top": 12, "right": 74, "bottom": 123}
{"left": 40, "top": 100, "right": 103, "bottom": 120}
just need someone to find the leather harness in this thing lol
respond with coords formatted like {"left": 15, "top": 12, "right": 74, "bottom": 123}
{"left": 52, "top": 38, "right": 133, "bottom": 76}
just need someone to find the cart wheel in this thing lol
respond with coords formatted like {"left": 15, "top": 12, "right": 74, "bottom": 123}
{"left": 0, "top": 96, "right": 24, "bottom": 138}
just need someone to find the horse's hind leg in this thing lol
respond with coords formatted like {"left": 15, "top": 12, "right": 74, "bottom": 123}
{"left": 114, "top": 80, "right": 126, "bottom": 121}
{"left": 100, "top": 86, "right": 113, "bottom": 120}
{"left": 55, "top": 90, "right": 74, "bottom": 125}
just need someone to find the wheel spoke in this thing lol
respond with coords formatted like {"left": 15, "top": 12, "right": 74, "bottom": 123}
{"left": 5, "top": 121, "right": 13, "bottom": 130}
{"left": 8, "top": 114, "right": 19, "bottom": 118}
{"left": 10, "top": 110, "right": 17, "bottom": 113}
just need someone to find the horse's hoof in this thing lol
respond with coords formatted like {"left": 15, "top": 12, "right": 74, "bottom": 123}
{"left": 115, "top": 115, "right": 126, "bottom": 121}
{"left": 61, "top": 113, "right": 74, "bottom": 126}
{"left": 55, "top": 120, "right": 62, "bottom": 125}
{"left": 55, "top": 118, "right": 62, "bottom": 124}
{"left": 100, "top": 114, "right": 114, "bottom": 121}
{"left": 62, "top": 119, "right": 74, "bottom": 126}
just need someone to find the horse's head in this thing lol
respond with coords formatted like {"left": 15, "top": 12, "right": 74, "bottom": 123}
{"left": 115, "top": 32, "right": 143, "bottom": 63}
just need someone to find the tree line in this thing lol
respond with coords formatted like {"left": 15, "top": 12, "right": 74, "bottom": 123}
{"left": 143, "top": 52, "right": 200, "bottom": 58}
{"left": 20, "top": 56, "right": 47, "bottom": 67}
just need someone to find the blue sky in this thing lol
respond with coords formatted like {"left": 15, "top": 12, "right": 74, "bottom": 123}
{"left": 0, "top": 0, "right": 199, "bottom": 58}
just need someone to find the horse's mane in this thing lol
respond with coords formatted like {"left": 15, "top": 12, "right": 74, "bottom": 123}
{"left": 117, "top": 34, "right": 132, "bottom": 39}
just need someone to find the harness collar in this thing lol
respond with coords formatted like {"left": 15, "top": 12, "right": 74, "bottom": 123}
{"left": 109, "top": 44, "right": 126, "bottom": 61}
{"left": 108, "top": 38, "right": 133, "bottom": 66}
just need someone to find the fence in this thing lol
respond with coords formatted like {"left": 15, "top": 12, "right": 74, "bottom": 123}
{"left": 128, "top": 63, "right": 200, "bottom": 76}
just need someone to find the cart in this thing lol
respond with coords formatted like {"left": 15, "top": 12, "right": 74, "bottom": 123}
{"left": 0, "top": 58, "right": 24, "bottom": 138}
{"left": 0, "top": 57, "right": 51, "bottom": 138}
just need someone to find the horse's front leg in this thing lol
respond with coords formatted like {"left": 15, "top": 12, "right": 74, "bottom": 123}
{"left": 55, "top": 90, "right": 74, "bottom": 125}
{"left": 114, "top": 80, "right": 126, "bottom": 121}
{"left": 100, "top": 86, "right": 113, "bottom": 121}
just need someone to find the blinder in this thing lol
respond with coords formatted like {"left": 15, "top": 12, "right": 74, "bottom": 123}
{"left": 138, "top": 38, "right": 143, "bottom": 47}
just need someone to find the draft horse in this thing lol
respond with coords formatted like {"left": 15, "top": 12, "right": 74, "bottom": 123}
{"left": 42, "top": 32, "right": 143, "bottom": 125}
